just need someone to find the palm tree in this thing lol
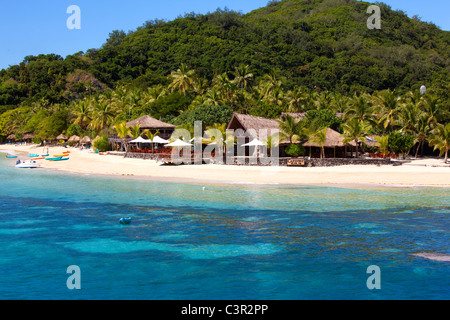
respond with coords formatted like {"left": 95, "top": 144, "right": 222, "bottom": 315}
{"left": 313, "top": 91, "right": 333, "bottom": 110}
{"left": 203, "top": 130, "right": 222, "bottom": 146}
{"left": 260, "top": 68, "right": 285, "bottom": 99}
{"left": 428, "top": 123, "right": 450, "bottom": 163}
{"left": 213, "top": 72, "right": 239, "bottom": 108}
{"left": 8, "top": 108, "right": 28, "bottom": 137}
{"left": 376, "top": 135, "right": 389, "bottom": 158}
{"left": 168, "top": 63, "right": 195, "bottom": 96}
{"left": 331, "top": 92, "right": 350, "bottom": 113}
{"left": 277, "top": 114, "right": 306, "bottom": 144}
{"left": 73, "top": 99, "right": 91, "bottom": 129}
{"left": 112, "top": 85, "right": 130, "bottom": 111}
{"left": 286, "top": 86, "right": 308, "bottom": 113}
{"left": 413, "top": 113, "right": 431, "bottom": 158}
{"left": 422, "top": 95, "right": 448, "bottom": 130}
{"left": 397, "top": 101, "right": 421, "bottom": 136}
{"left": 205, "top": 88, "right": 223, "bottom": 106}
{"left": 345, "top": 93, "right": 375, "bottom": 125}
{"left": 342, "top": 118, "right": 371, "bottom": 158}
{"left": 143, "top": 129, "right": 160, "bottom": 154}
{"left": 232, "top": 64, "right": 253, "bottom": 90}
{"left": 129, "top": 124, "right": 141, "bottom": 139}
{"left": 91, "top": 101, "right": 116, "bottom": 131}
{"left": 310, "top": 127, "right": 327, "bottom": 158}
{"left": 144, "top": 85, "right": 166, "bottom": 105}
{"left": 205, "top": 123, "right": 227, "bottom": 145}
{"left": 373, "top": 89, "right": 401, "bottom": 133}
{"left": 114, "top": 121, "right": 130, "bottom": 152}
{"left": 127, "top": 89, "right": 143, "bottom": 120}
{"left": 263, "top": 87, "right": 285, "bottom": 108}
{"left": 193, "top": 77, "right": 209, "bottom": 96}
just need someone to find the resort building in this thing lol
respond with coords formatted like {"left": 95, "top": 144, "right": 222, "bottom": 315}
{"left": 226, "top": 112, "right": 358, "bottom": 159}
{"left": 227, "top": 113, "right": 280, "bottom": 142}
{"left": 125, "top": 115, "right": 176, "bottom": 139}
{"left": 109, "top": 115, "right": 175, "bottom": 151}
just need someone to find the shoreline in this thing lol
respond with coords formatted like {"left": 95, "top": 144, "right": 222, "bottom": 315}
{"left": 2, "top": 143, "right": 450, "bottom": 189}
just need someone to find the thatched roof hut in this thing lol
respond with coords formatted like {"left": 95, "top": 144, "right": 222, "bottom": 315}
{"left": 303, "top": 128, "right": 357, "bottom": 148}
{"left": 126, "top": 115, "right": 176, "bottom": 130}
{"left": 56, "top": 133, "right": 68, "bottom": 140}
{"left": 68, "top": 135, "right": 80, "bottom": 142}
{"left": 80, "top": 136, "right": 92, "bottom": 144}
{"left": 22, "top": 133, "right": 35, "bottom": 140}
{"left": 227, "top": 113, "right": 280, "bottom": 141}
{"left": 6, "top": 134, "right": 15, "bottom": 140}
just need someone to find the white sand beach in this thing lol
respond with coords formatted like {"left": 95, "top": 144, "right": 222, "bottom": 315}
{"left": 2, "top": 143, "right": 450, "bottom": 188}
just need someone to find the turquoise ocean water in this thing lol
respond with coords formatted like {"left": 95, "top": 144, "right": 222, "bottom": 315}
{"left": 0, "top": 154, "right": 449, "bottom": 300}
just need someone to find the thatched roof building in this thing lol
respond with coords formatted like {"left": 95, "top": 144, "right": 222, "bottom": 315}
{"left": 6, "top": 134, "right": 15, "bottom": 140}
{"left": 109, "top": 115, "right": 175, "bottom": 148}
{"left": 303, "top": 128, "right": 356, "bottom": 148}
{"left": 227, "top": 113, "right": 280, "bottom": 141}
{"left": 22, "top": 133, "right": 35, "bottom": 140}
{"left": 126, "top": 115, "right": 176, "bottom": 131}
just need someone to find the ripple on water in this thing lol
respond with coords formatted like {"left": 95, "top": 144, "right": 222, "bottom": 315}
{"left": 61, "top": 238, "right": 281, "bottom": 259}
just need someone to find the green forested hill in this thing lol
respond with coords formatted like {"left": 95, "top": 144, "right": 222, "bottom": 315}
{"left": 0, "top": 0, "right": 449, "bottom": 157}
{"left": 83, "top": 0, "right": 450, "bottom": 94}
{"left": 1, "top": 0, "right": 449, "bottom": 105}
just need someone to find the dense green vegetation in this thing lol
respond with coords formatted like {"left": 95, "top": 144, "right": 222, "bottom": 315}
{"left": 0, "top": 0, "right": 448, "bottom": 159}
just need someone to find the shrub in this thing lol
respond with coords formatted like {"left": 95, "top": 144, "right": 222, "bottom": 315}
{"left": 285, "top": 144, "right": 305, "bottom": 157}
{"left": 388, "top": 131, "right": 414, "bottom": 157}
{"left": 93, "top": 135, "right": 110, "bottom": 152}
{"left": 32, "top": 138, "right": 41, "bottom": 144}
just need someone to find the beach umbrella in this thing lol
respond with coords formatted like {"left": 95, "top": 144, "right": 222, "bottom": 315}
{"left": 56, "top": 133, "right": 68, "bottom": 140}
{"left": 165, "top": 139, "right": 192, "bottom": 147}
{"left": 152, "top": 136, "right": 170, "bottom": 144}
{"left": 80, "top": 136, "right": 92, "bottom": 144}
{"left": 68, "top": 135, "right": 80, "bottom": 142}
{"left": 129, "top": 136, "right": 150, "bottom": 143}
{"left": 242, "top": 139, "right": 265, "bottom": 147}
{"left": 129, "top": 136, "right": 151, "bottom": 150}
{"left": 241, "top": 139, "right": 265, "bottom": 158}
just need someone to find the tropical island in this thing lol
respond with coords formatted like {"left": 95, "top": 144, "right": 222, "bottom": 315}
{"left": 1, "top": 0, "right": 449, "bottom": 171}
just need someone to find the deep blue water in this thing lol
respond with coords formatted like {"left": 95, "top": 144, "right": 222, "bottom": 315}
{"left": 0, "top": 154, "right": 449, "bottom": 299}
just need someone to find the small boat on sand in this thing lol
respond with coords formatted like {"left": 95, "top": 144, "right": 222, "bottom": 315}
{"left": 15, "top": 160, "right": 40, "bottom": 168}
{"left": 6, "top": 154, "right": 18, "bottom": 158}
